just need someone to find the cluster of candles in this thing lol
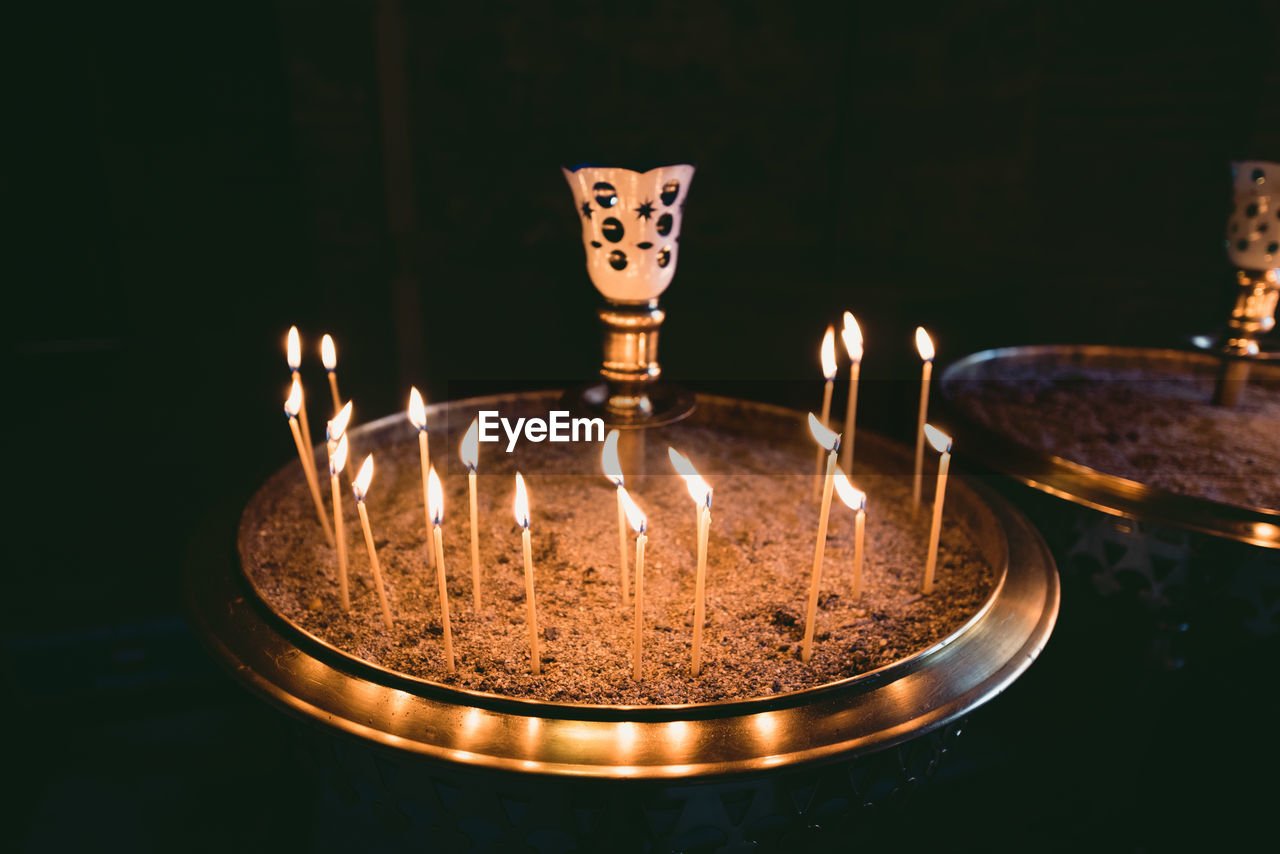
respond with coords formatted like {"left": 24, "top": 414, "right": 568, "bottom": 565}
{"left": 279, "top": 318, "right": 956, "bottom": 679}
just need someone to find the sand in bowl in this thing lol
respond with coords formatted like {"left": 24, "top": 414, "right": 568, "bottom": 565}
{"left": 241, "top": 398, "right": 997, "bottom": 705}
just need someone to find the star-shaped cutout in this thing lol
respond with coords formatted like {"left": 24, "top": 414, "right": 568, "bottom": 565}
{"left": 634, "top": 200, "right": 655, "bottom": 221}
{"left": 581, "top": 201, "right": 592, "bottom": 219}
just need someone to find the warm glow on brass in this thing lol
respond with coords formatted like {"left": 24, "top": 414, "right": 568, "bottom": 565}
{"left": 321, "top": 334, "right": 337, "bottom": 371}
{"left": 353, "top": 454, "right": 375, "bottom": 501}
{"left": 461, "top": 418, "right": 480, "bottom": 471}
{"left": 915, "top": 326, "right": 935, "bottom": 362}
{"left": 602, "top": 429, "right": 625, "bottom": 487}
{"left": 618, "top": 486, "right": 647, "bottom": 534}
{"left": 833, "top": 471, "right": 865, "bottom": 511}
{"left": 513, "top": 472, "right": 530, "bottom": 529}
{"left": 407, "top": 387, "right": 427, "bottom": 430}
{"left": 820, "top": 325, "right": 837, "bottom": 380}
{"left": 924, "top": 424, "right": 953, "bottom": 454}
{"left": 328, "top": 400, "right": 353, "bottom": 441}
{"left": 427, "top": 465, "right": 444, "bottom": 527}
{"left": 284, "top": 375, "right": 303, "bottom": 417}
{"left": 842, "top": 312, "right": 863, "bottom": 362}
{"left": 287, "top": 325, "right": 302, "bottom": 370}
{"left": 807, "top": 412, "right": 840, "bottom": 452}
{"left": 329, "top": 433, "right": 349, "bottom": 477}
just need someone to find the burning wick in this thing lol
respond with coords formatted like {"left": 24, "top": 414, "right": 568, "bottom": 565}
{"left": 668, "top": 446, "right": 713, "bottom": 677}
{"left": 803, "top": 412, "right": 841, "bottom": 663}
{"left": 352, "top": 454, "right": 394, "bottom": 630}
{"left": 286, "top": 326, "right": 319, "bottom": 492}
{"left": 602, "top": 429, "right": 629, "bottom": 606}
{"left": 618, "top": 487, "right": 648, "bottom": 681}
{"left": 327, "top": 432, "right": 351, "bottom": 611}
{"left": 407, "top": 389, "right": 435, "bottom": 569}
{"left": 813, "top": 325, "right": 838, "bottom": 499}
{"left": 461, "top": 417, "right": 482, "bottom": 610}
{"left": 512, "top": 472, "right": 540, "bottom": 675}
{"left": 326, "top": 399, "right": 354, "bottom": 478}
{"left": 284, "top": 376, "right": 334, "bottom": 547}
{"left": 921, "top": 424, "right": 953, "bottom": 595}
{"left": 426, "top": 466, "right": 456, "bottom": 673}
{"left": 840, "top": 312, "right": 863, "bottom": 475}
{"left": 912, "top": 326, "right": 936, "bottom": 512}
{"left": 320, "top": 333, "right": 342, "bottom": 415}
{"left": 833, "top": 471, "right": 867, "bottom": 600}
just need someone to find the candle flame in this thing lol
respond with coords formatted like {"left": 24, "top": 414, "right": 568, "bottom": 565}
{"left": 353, "top": 454, "right": 375, "bottom": 501}
{"left": 284, "top": 375, "right": 302, "bottom": 417}
{"left": 915, "top": 327, "right": 935, "bottom": 362}
{"left": 460, "top": 418, "right": 480, "bottom": 470}
{"left": 833, "top": 471, "right": 866, "bottom": 511}
{"left": 602, "top": 429, "right": 624, "bottom": 487}
{"left": 407, "top": 387, "right": 427, "bottom": 430}
{"left": 287, "top": 326, "right": 301, "bottom": 370}
{"left": 924, "top": 423, "right": 953, "bottom": 454}
{"left": 327, "top": 400, "right": 353, "bottom": 441}
{"left": 329, "top": 433, "right": 349, "bottom": 477}
{"left": 321, "top": 334, "right": 337, "bottom": 371}
{"left": 427, "top": 465, "right": 444, "bottom": 526}
{"left": 667, "top": 447, "right": 712, "bottom": 508}
{"left": 513, "top": 472, "right": 530, "bottom": 529}
{"left": 842, "top": 311, "right": 863, "bottom": 361}
{"left": 807, "top": 412, "right": 841, "bottom": 452}
{"left": 820, "top": 325, "right": 837, "bottom": 380}
{"left": 617, "top": 486, "right": 647, "bottom": 534}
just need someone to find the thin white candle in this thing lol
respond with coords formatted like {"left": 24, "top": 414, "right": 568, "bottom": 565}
{"left": 461, "top": 418, "right": 482, "bottom": 610}
{"left": 352, "top": 454, "right": 394, "bottom": 630}
{"left": 407, "top": 388, "right": 435, "bottom": 569}
{"left": 286, "top": 326, "right": 320, "bottom": 493}
{"left": 833, "top": 471, "right": 867, "bottom": 599}
{"left": 602, "top": 429, "right": 629, "bottom": 606}
{"left": 618, "top": 487, "right": 648, "bottom": 681}
{"left": 668, "top": 447, "right": 713, "bottom": 676}
{"left": 328, "top": 432, "right": 350, "bottom": 611}
{"left": 427, "top": 466, "right": 455, "bottom": 673}
{"left": 513, "top": 472, "right": 540, "bottom": 675}
{"left": 326, "top": 399, "right": 354, "bottom": 479}
{"left": 839, "top": 312, "right": 863, "bottom": 474}
{"left": 922, "top": 424, "right": 953, "bottom": 595}
{"left": 285, "top": 376, "right": 334, "bottom": 547}
{"left": 913, "top": 326, "right": 935, "bottom": 511}
{"left": 803, "top": 412, "right": 841, "bottom": 663}
{"left": 813, "top": 325, "right": 838, "bottom": 498}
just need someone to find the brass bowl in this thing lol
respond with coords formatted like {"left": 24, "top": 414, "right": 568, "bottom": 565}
{"left": 939, "top": 346, "right": 1280, "bottom": 665}
{"left": 186, "top": 392, "right": 1058, "bottom": 849}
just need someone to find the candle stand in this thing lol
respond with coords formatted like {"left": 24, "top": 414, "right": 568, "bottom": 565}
{"left": 188, "top": 392, "right": 1057, "bottom": 852}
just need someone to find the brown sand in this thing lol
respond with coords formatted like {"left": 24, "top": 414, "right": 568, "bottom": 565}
{"left": 241, "top": 405, "right": 996, "bottom": 705}
{"left": 947, "top": 351, "right": 1280, "bottom": 510}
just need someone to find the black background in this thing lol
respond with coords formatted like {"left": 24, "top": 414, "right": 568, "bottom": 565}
{"left": 9, "top": 2, "right": 1279, "bottom": 850}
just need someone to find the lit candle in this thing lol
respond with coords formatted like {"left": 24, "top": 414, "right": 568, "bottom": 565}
{"left": 833, "top": 471, "right": 867, "bottom": 600}
{"left": 617, "top": 486, "right": 648, "bottom": 681}
{"left": 426, "top": 466, "right": 456, "bottom": 673}
{"left": 512, "top": 472, "right": 540, "bottom": 675}
{"left": 321, "top": 333, "right": 342, "bottom": 415}
{"left": 839, "top": 312, "right": 863, "bottom": 475}
{"left": 921, "top": 424, "right": 953, "bottom": 595}
{"left": 668, "top": 447, "right": 712, "bottom": 677}
{"left": 326, "top": 399, "right": 353, "bottom": 479}
{"left": 286, "top": 326, "right": 320, "bottom": 491}
{"left": 407, "top": 388, "right": 435, "bottom": 569}
{"left": 352, "top": 454, "right": 394, "bottom": 630}
{"left": 284, "top": 376, "right": 335, "bottom": 547}
{"left": 913, "top": 326, "right": 936, "bottom": 511}
{"left": 327, "top": 432, "right": 350, "bottom": 611}
{"left": 814, "top": 325, "right": 838, "bottom": 498}
{"left": 803, "top": 412, "right": 841, "bottom": 663}
{"left": 461, "top": 417, "right": 482, "bottom": 610}
{"left": 602, "top": 429, "right": 629, "bottom": 606}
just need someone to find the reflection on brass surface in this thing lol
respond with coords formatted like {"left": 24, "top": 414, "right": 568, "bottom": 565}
{"left": 1215, "top": 269, "right": 1280, "bottom": 405}
{"left": 188, "top": 392, "right": 1058, "bottom": 780}
{"left": 940, "top": 345, "right": 1280, "bottom": 549}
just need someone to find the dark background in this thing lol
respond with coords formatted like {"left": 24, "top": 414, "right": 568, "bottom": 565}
{"left": 9, "top": 1, "right": 1279, "bottom": 850}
